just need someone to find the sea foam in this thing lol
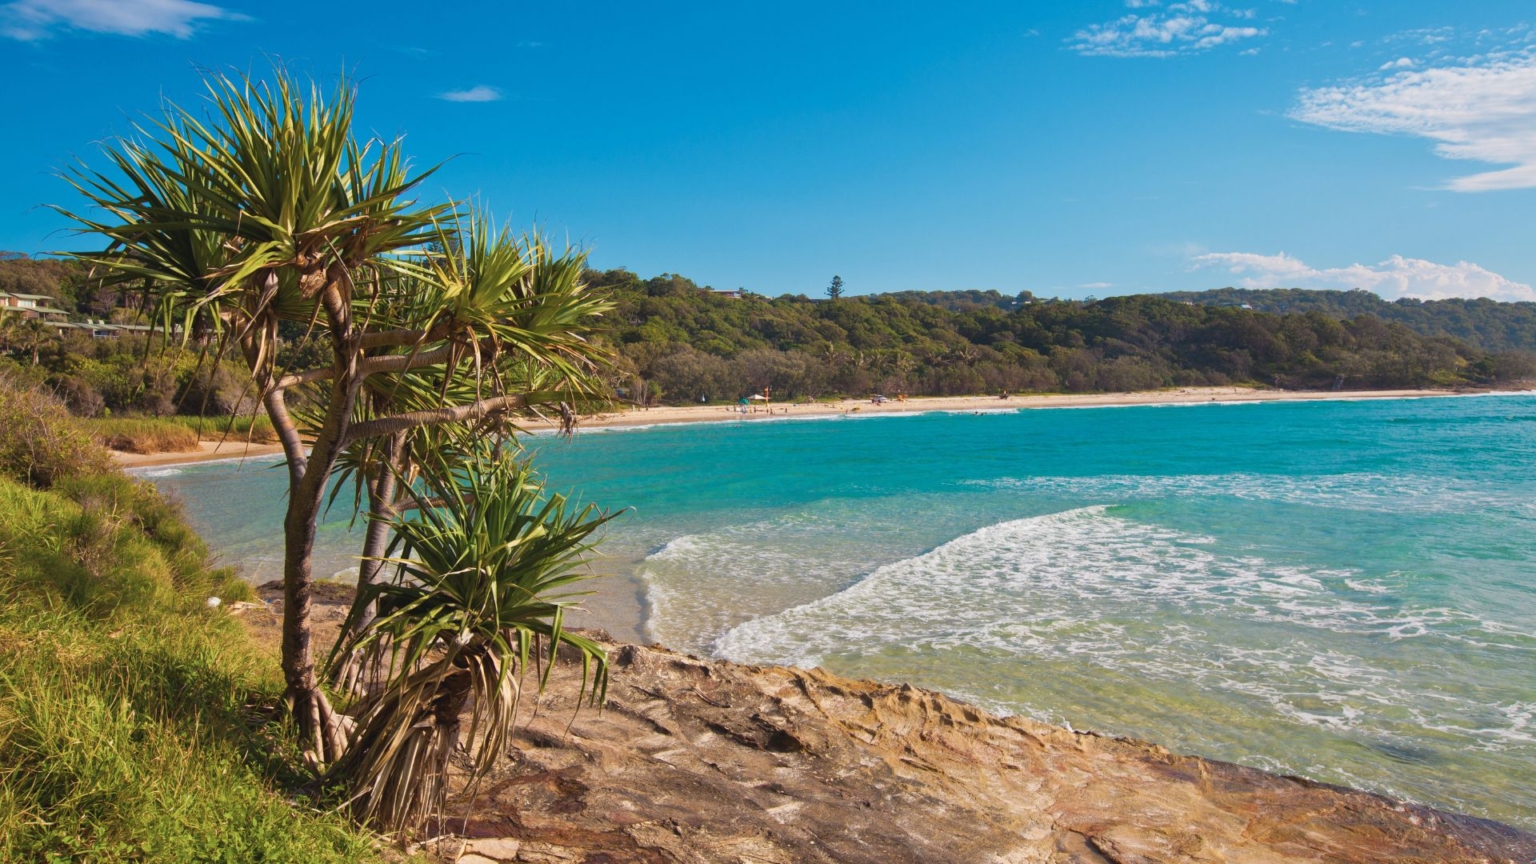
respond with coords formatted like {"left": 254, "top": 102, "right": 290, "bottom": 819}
{"left": 713, "top": 506, "right": 1536, "bottom": 759}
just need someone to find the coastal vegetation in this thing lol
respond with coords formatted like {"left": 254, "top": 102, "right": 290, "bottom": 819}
{"left": 9, "top": 257, "right": 1536, "bottom": 422}
{"left": 332, "top": 444, "right": 614, "bottom": 832}
{"left": 594, "top": 270, "right": 1535, "bottom": 403}
{"left": 47, "top": 66, "right": 616, "bottom": 842}
{"left": 80, "top": 415, "right": 279, "bottom": 453}
{"left": 1163, "top": 286, "right": 1536, "bottom": 354}
{"left": 0, "top": 371, "right": 378, "bottom": 861}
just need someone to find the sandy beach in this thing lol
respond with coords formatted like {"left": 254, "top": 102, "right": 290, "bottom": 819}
{"left": 111, "top": 439, "right": 289, "bottom": 468}
{"left": 552, "top": 385, "right": 1469, "bottom": 430}
{"left": 112, "top": 386, "right": 1477, "bottom": 470}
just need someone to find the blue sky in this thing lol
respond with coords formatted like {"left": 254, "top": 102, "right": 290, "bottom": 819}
{"left": 2, "top": 1, "right": 1534, "bottom": 301}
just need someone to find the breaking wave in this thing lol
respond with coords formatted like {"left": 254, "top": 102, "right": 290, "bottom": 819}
{"left": 714, "top": 506, "right": 1536, "bottom": 754}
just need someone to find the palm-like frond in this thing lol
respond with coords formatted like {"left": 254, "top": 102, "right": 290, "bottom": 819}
{"left": 55, "top": 65, "right": 447, "bottom": 356}
{"left": 327, "top": 445, "right": 615, "bottom": 834}
{"left": 395, "top": 213, "right": 616, "bottom": 404}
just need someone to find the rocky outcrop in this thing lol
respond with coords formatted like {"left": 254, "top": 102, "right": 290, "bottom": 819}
{"left": 242, "top": 585, "right": 1530, "bottom": 862}
{"left": 427, "top": 640, "right": 1534, "bottom": 864}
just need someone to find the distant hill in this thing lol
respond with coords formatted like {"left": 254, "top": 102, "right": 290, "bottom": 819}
{"left": 8, "top": 251, "right": 1534, "bottom": 411}
{"left": 584, "top": 269, "right": 1534, "bottom": 404}
{"left": 1160, "top": 288, "right": 1536, "bottom": 353}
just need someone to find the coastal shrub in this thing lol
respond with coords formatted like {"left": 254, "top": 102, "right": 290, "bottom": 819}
{"left": 0, "top": 369, "right": 112, "bottom": 487}
{"left": 1491, "top": 351, "right": 1536, "bottom": 383}
{"left": 52, "top": 371, "right": 107, "bottom": 416}
{"left": 70, "top": 352, "right": 182, "bottom": 416}
{"left": 177, "top": 360, "right": 261, "bottom": 416}
{"left": 0, "top": 355, "right": 48, "bottom": 388}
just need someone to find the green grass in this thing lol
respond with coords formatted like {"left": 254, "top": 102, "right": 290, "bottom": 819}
{"left": 82, "top": 417, "right": 201, "bottom": 454}
{"left": 0, "top": 412, "right": 382, "bottom": 860}
{"left": 163, "top": 414, "right": 278, "bottom": 445}
{"left": 83, "top": 415, "right": 279, "bottom": 454}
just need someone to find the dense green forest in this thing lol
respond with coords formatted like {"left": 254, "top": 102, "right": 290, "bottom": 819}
{"left": 1162, "top": 287, "right": 1536, "bottom": 354}
{"left": 593, "top": 270, "right": 1534, "bottom": 403}
{"left": 6, "top": 253, "right": 1535, "bottom": 412}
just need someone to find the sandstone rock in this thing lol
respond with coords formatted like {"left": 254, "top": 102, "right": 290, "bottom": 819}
{"left": 462, "top": 837, "right": 521, "bottom": 860}
{"left": 241, "top": 592, "right": 1532, "bottom": 864}
{"left": 440, "top": 639, "right": 1535, "bottom": 864}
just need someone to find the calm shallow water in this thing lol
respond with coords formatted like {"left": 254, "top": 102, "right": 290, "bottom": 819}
{"left": 138, "top": 395, "right": 1536, "bottom": 828}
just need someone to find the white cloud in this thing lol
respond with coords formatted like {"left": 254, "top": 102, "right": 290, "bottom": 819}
{"left": 1292, "top": 50, "right": 1536, "bottom": 191}
{"left": 438, "top": 85, "right": 503, "bottom": 103}
{"left": 1079, "top": 282, "right": 1115, "bottom": 289}
{"left": 1393, "top": 26, "right": 1455, "bottom": 46}
{"left": 2, "top": 0, "right": 240, "bottom": 40}
{"left": 1192, "top": 251, "right": 1536, "bottom": 302}
{"left": 1070, "top": 1, "right": 1264, "bottom": 57}
{"left": 1378, "top": 57, "right": 1415, "bottom": 70}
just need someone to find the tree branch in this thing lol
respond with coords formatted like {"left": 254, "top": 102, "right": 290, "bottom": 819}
{"left": 357, "top": 322, "right": 453, "bottom": 350}
{"left": 274, "top": 365, "right": 335, "bottom": 390}
{"left": 355, "top": 343, "right": 455, "bottom": 376}
{"left": 345, "top": 394, "right": 526, "bottom": 443}
{"left": 263, "top": 388, "right": 308, "bottom": 485}
{"left": 355, "top": 337, "right": 504, "bottom": 377}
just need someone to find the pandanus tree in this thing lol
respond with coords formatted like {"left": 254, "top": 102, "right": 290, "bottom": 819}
{"left": 329, "top": 442, "right": 614, "bottom": 833}
{"left": 58, "top": 69, "right": 614, "bottom": 765}
{"left": 322, "top": 355, "right": 600, "bottom": 693}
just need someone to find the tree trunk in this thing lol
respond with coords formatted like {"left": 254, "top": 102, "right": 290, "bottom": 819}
{"left": 271, "top": 280, "right": 364, "bottom": 767}
{"left": 331, "top": 429, "right": 404, "bottom": 693}
{"left": 355, "top": 431, "right": 405, "bottom": 622}
{"left": 280, "top": 430, "right": 359, "bottom": 763}
{"left": 280, "top": 474, "right": 348, "bottom": 764}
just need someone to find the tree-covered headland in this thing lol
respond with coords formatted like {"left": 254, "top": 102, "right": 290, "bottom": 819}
{"left": 594, "top": 271, "right": 1536, "bottom": 404}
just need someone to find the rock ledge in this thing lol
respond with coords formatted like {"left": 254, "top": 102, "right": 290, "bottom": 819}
{"left": 428, "top": 639, "right": 1535, "bottom": 864}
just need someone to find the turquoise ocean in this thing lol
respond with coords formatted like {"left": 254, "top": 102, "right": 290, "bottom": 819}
{"left": 137, "top": 395, "right": 1536, "bottom": 828}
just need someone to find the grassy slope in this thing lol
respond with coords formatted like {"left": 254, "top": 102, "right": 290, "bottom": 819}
{"left": 0, "top": 376, "right": 379, "bottom": 862}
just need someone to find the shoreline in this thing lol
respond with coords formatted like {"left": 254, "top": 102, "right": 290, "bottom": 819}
{"left": 165, "top": 393, "right": 1536, "bottom": 848}
{"left": 234, "top": 583, "right": 1536, "bottom": 862}
{"left": 114, "top": 385, "right": 1498, "bottom": 470}
{"left": 548, "top": 384, "right": 1481, "bottom": 431}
